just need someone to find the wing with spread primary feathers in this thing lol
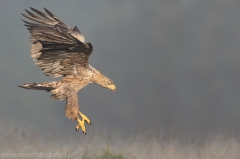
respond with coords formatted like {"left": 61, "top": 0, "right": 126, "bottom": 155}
{"left": 22, "top": 7, "right": 93, "bottom": 78}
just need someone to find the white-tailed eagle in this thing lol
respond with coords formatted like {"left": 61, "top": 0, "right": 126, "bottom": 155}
{"left": 19, "top": 8, "right": 116, "bottom": 135}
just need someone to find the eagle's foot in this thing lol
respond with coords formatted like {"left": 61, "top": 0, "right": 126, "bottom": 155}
{"left": 75, "top": 118, "right": 86, "bottom": 135}
{"left": 79, "top": 112, "right": 91, "bottom": 126}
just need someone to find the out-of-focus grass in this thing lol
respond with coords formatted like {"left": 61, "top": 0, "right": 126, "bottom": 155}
{"left": 82, "top": 149, "right": 127, "bottom": 159}
{"left": 0, "top": 125, "right": 240, "bottom": 159}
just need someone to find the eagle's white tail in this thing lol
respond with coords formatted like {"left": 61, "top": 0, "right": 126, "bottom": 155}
{"left": 18, "top": 82, "right": 57, "bottom": 92}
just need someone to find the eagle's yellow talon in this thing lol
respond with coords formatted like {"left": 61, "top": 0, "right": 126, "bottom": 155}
{"left": 80, "top": 112, "right": 91, "bottom": 126}
{"left": 76, "top": 118, "right": 86, "bottom": 134}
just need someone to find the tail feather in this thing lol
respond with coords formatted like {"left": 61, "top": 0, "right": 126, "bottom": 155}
{"left": 18, "top": 82, "right": 56, "bottom": 92}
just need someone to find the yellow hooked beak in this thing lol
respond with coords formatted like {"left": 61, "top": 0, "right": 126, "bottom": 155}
{"left": 107, "top": 84, "right": 117, "bottom": 92}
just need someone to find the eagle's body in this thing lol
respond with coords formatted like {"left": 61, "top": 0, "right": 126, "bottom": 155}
{"left": 19, "top": 8, "right": 116, "bottom": 134}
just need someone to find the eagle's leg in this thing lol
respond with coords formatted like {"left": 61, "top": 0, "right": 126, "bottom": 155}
{"left": 79, "top": 112, "right": 91, "bottom": 126}
{"left": 75, "top": 118, "right": 86, "bottom": 135}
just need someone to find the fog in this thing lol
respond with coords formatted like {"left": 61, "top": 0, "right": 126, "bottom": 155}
{"left": 1, "top": 0, "right": 240, "bottom": 138}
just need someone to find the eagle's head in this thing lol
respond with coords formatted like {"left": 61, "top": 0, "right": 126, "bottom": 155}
{"left": 98, "top": 76, "right": 116, "bottom": 92}
{"left": 105, "top": 80, "right": 117, "bottom": 92}
{"left": 90, "top": 66, "right": 116, "bottom": 92}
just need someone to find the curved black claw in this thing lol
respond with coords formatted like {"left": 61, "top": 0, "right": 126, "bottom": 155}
{"left": 83, "top": 131, "right": 86, "bottom": 135}
{"left": 89, "top": 121, "right": 91, "bottom": 126}
{"left": 75, "top": 128, "right": 78, "bottom": 132}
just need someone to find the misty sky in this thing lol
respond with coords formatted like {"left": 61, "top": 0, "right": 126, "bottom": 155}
{"left": 1, "top": 0, "right": 240, "bottom": 138}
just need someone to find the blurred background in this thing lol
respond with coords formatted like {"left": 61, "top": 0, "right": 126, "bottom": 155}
{"left": 1, "top": 0, "right": 240, "bottom": 139}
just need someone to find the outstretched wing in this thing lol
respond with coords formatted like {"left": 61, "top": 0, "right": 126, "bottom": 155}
{"left": 22, "top": 7, "right": 93, "bottom": 78}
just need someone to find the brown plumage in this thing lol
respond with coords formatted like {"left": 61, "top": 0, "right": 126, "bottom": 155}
{"left": 19, "top": 8, "right": 116, "bottom": 135}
